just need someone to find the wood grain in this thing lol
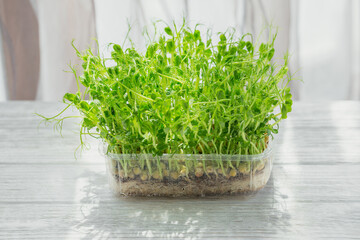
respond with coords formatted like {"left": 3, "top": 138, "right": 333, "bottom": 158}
{"left": 0, "top": 101, "right": 359, "bottom": 239}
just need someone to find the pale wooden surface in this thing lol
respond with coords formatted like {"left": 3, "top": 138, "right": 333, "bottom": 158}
{"left": 0, "top": 101, "right": 360, "bottom": 239}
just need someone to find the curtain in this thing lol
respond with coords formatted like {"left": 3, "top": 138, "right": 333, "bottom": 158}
{"left": 34, "top": 0, "right": 97, "bottom": 101}
{"left": 0, "top": 0, "right": 359, "bottom": 101}
{"left": 297, "top": 0, "right": 354, "bottom": 100}
{"left": 0, "top": 0, "right": 39, "bottom": 100}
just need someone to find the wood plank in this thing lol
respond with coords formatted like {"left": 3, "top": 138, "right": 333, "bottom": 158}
{"left": 1, "top": 201, "right": 359, "bottom": 239}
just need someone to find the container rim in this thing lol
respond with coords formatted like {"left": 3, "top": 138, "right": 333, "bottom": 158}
{"left": 101, "top": 140, "right": 273, "bottom": 161}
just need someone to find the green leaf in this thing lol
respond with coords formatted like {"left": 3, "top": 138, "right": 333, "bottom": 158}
{"left": 246, "top": 41, "right": 253, "bottom": 53}
{"left": 113, "top": 44, "right": 123, "bottom": 55}
{"left": 184, "top": 31, "right": 193, "bottom": 42}
{"left": 220, "top": 34, "right": 226, "bottom": 42}
{"left": 204, "top": 49, "right": 212, "bottom": 57}
{"left": 146, "top": 45, "right": 155, "bottom": 58}
{"left": 197, "top": 42, "right": 205, "bottom": 51}
{"left": 182, "top": 100, "right": 189, "bottom": 110}
{"left": 83, "top": 118, "right": 95, "bottom": 129}
{"left": 63, "top": 93, "right": 77, "bottom": 103}
{"left": 194, "top": 30, "right": 201, "bottom": 41}
{"left": 166, "top": 40, "right": 175, "bottom": 53}
{"left": 259, "top": 43, "right": 267, "bottom": 53}
{"left": 267, "top": 48, "right": 275, "bottom": 61}
{"left": 80, "top": 101, "right": 90, "bottom": 111}
{"left": 281, "top": 105, "right": 288, "bottom": 119}
{"left": 80, "top": 76, "right": 90, "bottom": 88}
{"left": 271, "top": 128, "right": 278, "bottom": 134}
{"left": 164, "top": 27, "right": 173, "bottom": 36}
{"left": 174, "top": 55, "right": 181, "bottom": 66}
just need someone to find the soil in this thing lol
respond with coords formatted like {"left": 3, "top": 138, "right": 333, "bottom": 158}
{"left": 108, "top": 165, "right": 271, "bottom": 197}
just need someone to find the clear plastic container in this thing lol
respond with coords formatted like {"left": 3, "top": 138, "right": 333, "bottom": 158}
{"left": 104, "top": 145, "right": 273, "bottom": 197}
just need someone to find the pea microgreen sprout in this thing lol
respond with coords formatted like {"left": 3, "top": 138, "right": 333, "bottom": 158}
{"left": 38, "top": 21, "right": 292, "bottom": 189}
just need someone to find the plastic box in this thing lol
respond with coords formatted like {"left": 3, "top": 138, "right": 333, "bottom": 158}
{"left": 104, "top": 145, "right": 273, "bottom": 197}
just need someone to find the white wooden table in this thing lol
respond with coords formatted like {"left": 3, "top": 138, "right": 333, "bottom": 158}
{"left": 1, "top": 101, "right": 360, "bottom": 239}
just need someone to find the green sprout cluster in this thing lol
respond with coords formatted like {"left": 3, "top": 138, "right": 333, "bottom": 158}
{"left": 40, "top": 22, "right": 292, "bottom": 160}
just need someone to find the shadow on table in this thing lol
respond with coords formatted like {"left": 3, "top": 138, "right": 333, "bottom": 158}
{"left": 70, "top": 169, "right": 290, "bottom": 239}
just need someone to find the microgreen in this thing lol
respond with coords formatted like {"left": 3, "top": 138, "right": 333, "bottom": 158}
{"left": 39, "top": 21, "right": 293, "bottom": 158}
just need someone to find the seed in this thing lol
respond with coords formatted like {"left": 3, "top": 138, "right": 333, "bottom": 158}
{"left": 152, "top": 171, "right": 161, "bottom": 180}
{"left": 230, "top": 169, "right": 237, "bottom": 177}
{"left": 128, "top": 172, "right": 135, "bottom": 179}
{"left": 119, "top": 170, "right": 125, "bottom": 178}
{"left": 170, "top": 171, "right": 179, "bottom": 180}
{"left": 238, "top": 162, "right": 250, "bottom": 174}
{"left": 206, "top": 166, "right": 214, "bottom": 174}
{"left": 256, "top": 161, "right": 265, "bottom": 171}
{"left": 140, "top": 173, "right": 148, "bottom": 181}
{"left": 217, "top": 168, "right": 229, "bottom": 177}
{"left": 133, "top": 167, "right": 141, "bottom": 175}
{"left": 196, "top": 162, "right": 203, "bottom": 167}
{"left": 163, "top": 169, "right": 170, "bottom": 177}
{"left": 180, "top": 168, "right": 187, "bottom": 176}
{"left": 195, "top": 167, "right": 204, "bottom": 178}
